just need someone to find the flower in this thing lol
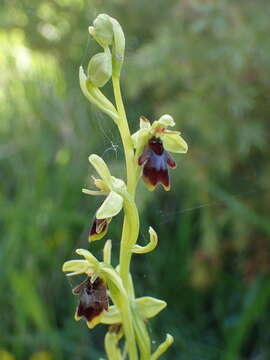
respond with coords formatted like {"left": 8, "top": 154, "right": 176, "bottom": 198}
{"left": 63, "top": 248, "right": 107, "bottom": 328}
{"left": 132, "top": 115, "right": 188, "bottom": 191}
{"left": 82, "top": 154, "right": 126, "bottom": 242}
{"left": 72, "top": 276, "right": 108, "bottom": 329}
{"left": 138, "top": 136, "right": 176, "bottom": 191}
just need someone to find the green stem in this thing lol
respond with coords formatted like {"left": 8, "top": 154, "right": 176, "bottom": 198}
{"left": 102, "top": 266, "right": 138, "bottom": 360}
{"left": 112, "top": 75, "right": 145, "bottom": 360}
{"left": 112, "top": 76, "right": 136, "bottom": 195}
{"left": 112, "top": 76, "right": 139, "bottom": 290}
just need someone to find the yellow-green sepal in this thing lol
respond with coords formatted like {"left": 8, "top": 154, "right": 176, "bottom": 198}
{"left": 163, "top": 132, "right": 188, "bottom": 153}
{"left": 88, "top": 154, "right": 112, "bottom": 186}
{"left": 62, "top": 260, "right": 93, "bottom": 276}
{"left": 96, "top": 191, "right": 123, "bottom": 219}
{"left": 132, "top": 128, "right": 151, "bottom": 150}
{"left": 101, "top": 305, "right": 122, "bottom": 324}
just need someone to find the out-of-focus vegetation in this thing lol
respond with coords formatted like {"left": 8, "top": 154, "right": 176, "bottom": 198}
{"left": 1, "top": 0, "right": 270, "bottom": 359}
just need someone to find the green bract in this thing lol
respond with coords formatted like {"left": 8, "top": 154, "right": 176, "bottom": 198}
{"left": 101, "top": 296, "right": 167, "bottom": 325}
{"left": 132, "top": 226, "right": 158, "bottom": 254}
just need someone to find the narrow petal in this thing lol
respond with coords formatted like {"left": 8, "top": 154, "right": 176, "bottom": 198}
{"left": 139, "top": 116, "right": 151, "bottom": 129}
{"left": 103, "top": 239, "right": 112, "bottom": 264}
{"left": 82, "top": 188, "right": 108, "bottom": 196}
{"left": 96, "top": 191, "right": 123, "bottom": 219}
{"left": 162, "top": 133, "right": 188, "bottom": 153}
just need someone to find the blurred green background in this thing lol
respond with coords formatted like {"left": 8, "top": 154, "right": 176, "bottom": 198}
{"left": 1, "top": 0, "right": 270, "bottom": 359}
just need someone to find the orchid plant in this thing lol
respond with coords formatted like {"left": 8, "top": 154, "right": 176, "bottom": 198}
{"left": 62, "top": 14, "right": 188, "bottom": 360}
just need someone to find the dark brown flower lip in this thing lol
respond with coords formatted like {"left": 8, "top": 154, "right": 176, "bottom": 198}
{"left": 138, "top": 137, "right": 176, "bottom": 191}
{"left": 148, "top": 137, "right": 164, "bottom": 155}
{"left": 89, "top": 216, "right": 111, "bottom": 242}
{"left": 73, "top": 277, "right": 108, "bottom": 325}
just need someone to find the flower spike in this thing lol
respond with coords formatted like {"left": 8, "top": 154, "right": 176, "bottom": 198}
{"left": 66, "top": 14, "right": 188, "bottom": 358}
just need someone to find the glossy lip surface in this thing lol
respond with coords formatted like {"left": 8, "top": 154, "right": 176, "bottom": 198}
{"left": 73, "top": 277, "right": 108, "bottom": 323}
{"left": 139, "top": 137, "right": 176, "bottom": 191}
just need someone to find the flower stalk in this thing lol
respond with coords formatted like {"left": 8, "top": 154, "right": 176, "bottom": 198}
{"left": 62, "top": 13, "right": 188, "bottom": 359}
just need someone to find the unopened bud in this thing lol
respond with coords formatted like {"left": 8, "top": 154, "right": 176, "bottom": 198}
{"left": 88, "top": 51, "right": 112, "bottom": 88}
{"left": 89, "top": 14, "right": 125, "bottom": 77}
{"left": 91, "top": 14, "right": 113, "bottom": 47}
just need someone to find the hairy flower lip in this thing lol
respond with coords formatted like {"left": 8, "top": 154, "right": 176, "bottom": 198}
{"left": 73, "top": 276, "right": 109, "bottom": 329}
{"left": 138, "top": 137, "right": 176, "bottom": 191}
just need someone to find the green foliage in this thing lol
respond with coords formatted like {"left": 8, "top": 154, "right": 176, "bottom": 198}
{"left": 1, "top": 0, "right": 270, "bottom": 359}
